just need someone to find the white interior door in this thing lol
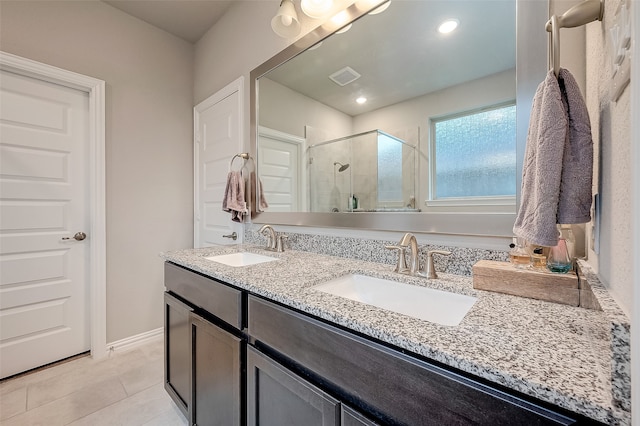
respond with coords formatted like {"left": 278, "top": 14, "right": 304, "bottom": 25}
{"left": 0, "top": 69, "right": 90, "bottom": 379}
{"left": 194, "top": 77, "right": 244, "bottom": 248}
{"left": 257, "top": 127, "right": 304, "bottom": 212}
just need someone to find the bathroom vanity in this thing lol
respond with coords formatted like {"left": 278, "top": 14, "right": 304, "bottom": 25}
{"left": 162, "top": 245, "right": 629, "bottom": 425}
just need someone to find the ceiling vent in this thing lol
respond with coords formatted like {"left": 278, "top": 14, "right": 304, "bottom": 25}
{"left": 329, "top": 66, "right": 361, "bottom": 86}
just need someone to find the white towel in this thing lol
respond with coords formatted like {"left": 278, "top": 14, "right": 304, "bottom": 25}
{"left": 222, "top": 171, "right": 247, "bottom": 223}
{"left": 513, "top": 69, "right": 593, "bottom": 246}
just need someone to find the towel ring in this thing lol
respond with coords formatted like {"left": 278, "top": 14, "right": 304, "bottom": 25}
{"left": 545, "top": 0, "right": 604, "bottom": 78}
{"left": 229, "top": 152, "right": 254, "bottom": 172}
{"left": 551, "top": 15, "right": 560, "bottom": 77}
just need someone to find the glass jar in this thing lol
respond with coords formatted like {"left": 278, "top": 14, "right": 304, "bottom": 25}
{"left": 530, "top": 247, "right": 547, "bottom": 270}
{"left": 509, "top": 237, "right": 531, "bottom": 269}
{"left": 547, "top": 237, "right": 572, "bottom": 273}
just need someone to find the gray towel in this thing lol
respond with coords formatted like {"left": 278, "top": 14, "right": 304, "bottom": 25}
{"left": 222, "top": 171, "right": 247, "bottom": 222}
{"left": 513, "top": 68, "right": 592, "bottom": 247}
{"left": 556, "top": 68, "right": 593, "bottom": 224}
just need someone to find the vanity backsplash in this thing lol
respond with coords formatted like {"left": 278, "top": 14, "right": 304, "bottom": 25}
{"left": 244, "top": 228, "right": 509, "bottom": 276}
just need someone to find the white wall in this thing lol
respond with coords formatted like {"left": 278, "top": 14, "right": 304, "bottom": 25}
{"left": 583, "top": 0, "right": 633, "bottom": 317}
{"left": 260, "top": 78, "right": 353, "bottom": 138}
{"left": 0, "top": 1, "right": 195, "bottom": 342}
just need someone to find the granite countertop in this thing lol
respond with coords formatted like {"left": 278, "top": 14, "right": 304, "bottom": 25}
{"left": 161, "top": 244, "right": 630, "bottom": 425}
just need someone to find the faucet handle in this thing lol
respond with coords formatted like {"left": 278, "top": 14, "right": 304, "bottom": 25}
{"left": 422, "top": 250, "right": 452, "bottom": 279}
{"left": 385, "top": 245, "right": 408, "bottom": 273}
{"left": 276, "top": 234, "right": 288, "bottom": 252}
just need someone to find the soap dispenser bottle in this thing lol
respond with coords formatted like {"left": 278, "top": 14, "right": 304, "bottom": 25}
{"left": 509, "top": 237, "right": 531, "bottom": 269}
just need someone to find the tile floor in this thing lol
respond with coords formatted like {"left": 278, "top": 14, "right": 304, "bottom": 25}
{"left": 0, "top": 337, "right": 188, "bottom": 425}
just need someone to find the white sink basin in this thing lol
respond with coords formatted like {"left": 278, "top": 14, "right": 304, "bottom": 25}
{"left": 312, "top": 274, "right": 476, "bottom": 326}
{"left": 205, "top": 252, "right": 278, "bottom": 267}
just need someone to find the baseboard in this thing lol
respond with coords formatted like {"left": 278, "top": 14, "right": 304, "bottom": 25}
{"left": 106, "top": 327, "right": 163, "bottom": 353}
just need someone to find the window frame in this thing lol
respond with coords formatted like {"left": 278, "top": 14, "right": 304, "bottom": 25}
{"left": 426, "top": 101, "right": 517, "bottom": 213}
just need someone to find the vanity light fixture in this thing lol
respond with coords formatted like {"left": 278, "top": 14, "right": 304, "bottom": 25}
{"left": 368, "top": 1, "right": 390, "bottom": 15}
{"left": 438, "top": 18, "right": 459, "bottom": 34}
{"left": 301, "top": 0, "right": 334, "bottom": 19}
{"left": 332, "top": 10, "right": 352, "bottom": 33}
{"left": 272, "top": 0, "right": 301, "bottom": 38}
{"left": 336, "top": 23, "right": 352, "bottom": 34}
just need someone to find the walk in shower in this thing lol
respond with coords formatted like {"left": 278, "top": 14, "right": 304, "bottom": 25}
{"left": 308, "top": 129, "right": 418, "bottom": 213}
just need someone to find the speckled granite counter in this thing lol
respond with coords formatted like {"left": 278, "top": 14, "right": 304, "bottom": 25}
{"left": 161, "top": 245, "right": 631, "bottom": 425}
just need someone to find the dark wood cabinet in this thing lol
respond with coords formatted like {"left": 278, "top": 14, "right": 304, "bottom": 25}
{"left": 164, "top": 262, "right": 601, "bottom": 426}
{"left": 190, "top": 312, "right": 242, "bottom": 426}
{"left": 164, "top": 292, "right": 193, "bottom": 418}
{"left": 248, "top": 296, "right": 579, "bottom": 426}
{"left": 164, "top": 263, "right": 245, "bottom": 426}
{"left": 341, "top": 406, "right": 378, "bottom": 426}
{"left": 247, "top": 346, "right": 340, "bottom": 426}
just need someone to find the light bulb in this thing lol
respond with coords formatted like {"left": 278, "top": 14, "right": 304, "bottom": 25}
{"left": 281, "top": 15, "right": 293, "bottom": 26}
{"left": 301, "top": 0, "right": 333, "bottom": 19}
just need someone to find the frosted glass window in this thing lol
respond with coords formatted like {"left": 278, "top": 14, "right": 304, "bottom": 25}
{"left": 377, "top": 133, "right": 402, "bottom": 202}
{"left": 433, "top": 104, "right": 516, "bottom": 199}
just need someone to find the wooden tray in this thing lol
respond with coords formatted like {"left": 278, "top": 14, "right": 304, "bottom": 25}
{"left": 472, "top": 260, "right": 579, "bottom": 306}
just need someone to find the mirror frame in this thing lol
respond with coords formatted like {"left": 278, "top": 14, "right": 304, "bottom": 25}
{"left": 250, "top": 0, "right": 547, "bottom": 237}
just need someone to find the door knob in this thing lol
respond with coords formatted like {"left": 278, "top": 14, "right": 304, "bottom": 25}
{"left": 223, "top": 232, "right": 238, "bottom": 240}
{"left": 62, "top": 232, "right": 87, "bottom": 241}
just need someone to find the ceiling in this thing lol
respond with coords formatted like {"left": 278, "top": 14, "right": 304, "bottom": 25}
{"left": 265, "top": 0, "right": 516, "bottom": 116}
{"left": 99, "top": 0, "right": 516, "bottom": 116}
{"left": 102, "top": 0, "right": 236, "bottom": 43}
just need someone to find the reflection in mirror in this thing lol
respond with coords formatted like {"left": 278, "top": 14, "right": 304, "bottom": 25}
{"left": 307, "top": 129, "right": 417, "bottom": 213}
{"left": 251, "top": 0, "right": 547, "bottom": 236}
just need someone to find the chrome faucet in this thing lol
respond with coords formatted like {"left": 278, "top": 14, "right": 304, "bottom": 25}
{"left": 387, "top": 233, "right": 451, "bottom": 279}
{"left": 398, "top": 232, "right": 420, "bottom": 275}
{"left": 259, "top": 225, "right": 277, "bottom": 251}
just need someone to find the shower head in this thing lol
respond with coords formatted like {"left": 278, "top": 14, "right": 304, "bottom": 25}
{"left": 334, "top": 162, "right": 350, "bottom": 172}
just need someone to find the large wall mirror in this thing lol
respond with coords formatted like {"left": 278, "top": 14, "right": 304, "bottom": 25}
{"left": 250, "top": 0, "right": 547, "bottom": 236}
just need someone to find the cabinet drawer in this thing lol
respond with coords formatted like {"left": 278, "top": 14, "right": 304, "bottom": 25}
{"left": 248, "top": 296, "right": 576, "bottom": 426}
{"left": 165, "top": 262, "right": 242, "bottom": 329}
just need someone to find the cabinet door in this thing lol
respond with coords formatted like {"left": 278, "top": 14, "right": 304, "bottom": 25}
{"left": 247, "top": 346, "right": 340, "bottom": 426}
{"left": 341, "top": 406, "right": 378, "bottom": 426}
{"left": 190, "top": 312, "right": 242, "bottom": 426}
{"left": 164, "top": 292, "right": 193, "bottom": 418}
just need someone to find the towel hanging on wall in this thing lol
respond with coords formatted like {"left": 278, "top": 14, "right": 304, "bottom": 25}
{"left": 513, "top": 68, "right": 593, "bottom": 247}
{"left": 222, "top": 170, "right": 248, "bottom": 223}
{"left": 556, "top": 68, "right": 593, "bottom": 224}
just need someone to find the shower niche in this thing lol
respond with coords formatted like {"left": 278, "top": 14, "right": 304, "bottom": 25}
{"left": 308, "top": 129, "right": 418, "bottom": 213}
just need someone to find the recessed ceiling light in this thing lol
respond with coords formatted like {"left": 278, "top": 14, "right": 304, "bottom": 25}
{"left": 356, "top": 97, "right": 367, "bottom": 104}
{"left": 438, "top": 19, "right": 459, "bottom": 34}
